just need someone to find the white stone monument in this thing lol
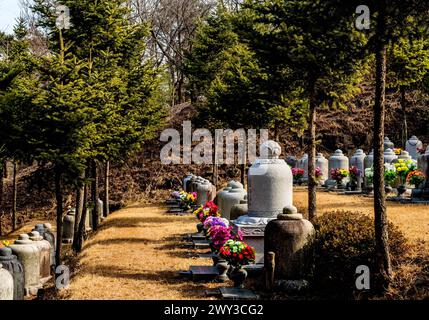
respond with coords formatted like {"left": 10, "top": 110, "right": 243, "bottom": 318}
{"left": 384, "top": 137, "right": 394, "bottom": 151}
{"left": 222, "top": 187, "right": 246, "bottom": 220}
{"left": 406, "top": 136, "right": 423, "bottom": 160}
{"left": 233, "top": 140, "right": 292, "bottom": 264}
{"left": 384, "top": 148, "right": 398, "bottom": 164}
{"left": 350, "top": 149, "right": 366, "bottom": 176}
{"left": 297, "top": 154, "right": 309, "bottom": 183}
{"left": 315, "top": 153, "right": 329, "bottom": 186}
{"left": 327, "top": 149, "right": 349, "bottom": 186}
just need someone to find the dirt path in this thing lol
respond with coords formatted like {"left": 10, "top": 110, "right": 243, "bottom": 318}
{"left": 57, "top": 205, "right": 222, "bottom": 300}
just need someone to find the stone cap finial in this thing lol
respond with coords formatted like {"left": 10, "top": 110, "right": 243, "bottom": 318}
{"left": 334, "top": 149, "right": 344, "bottom": 155}
{"left": 277, "top": 205, "right": 303, "bottom": 220}
{"left": 0, "top": 247, "right": 12, "bottom": 256}
{"left": 43, "top": 223, "right": 52, "bottom": 230}
{"left": 18, "top": 234, "right": 29, "bottom": 240}
{"left": 260, "top": 140, "right": 282, "bottom": 159}
{"left": 29, "top": 231, "right": 43, "bottom": 241}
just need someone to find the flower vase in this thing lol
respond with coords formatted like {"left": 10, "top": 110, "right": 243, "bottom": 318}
{"left": 216, "top": 259, "right": 230, "bottom": 282}
{"left": 396, "top": 185, "right": 407, "bottom": 198}
{"left": 336, "top": 181, "right": 344, "bottom": 189}
{"left": 196, "top": 222, "right": 204, "bottom": 233}
{"left": 385, "top": 185, "right": 393, "bottom": 194}
{"left": 228, "top": 266, "right": 248, "bottom": 288}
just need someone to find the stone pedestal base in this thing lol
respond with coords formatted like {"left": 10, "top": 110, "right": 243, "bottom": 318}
{"left": 411, "top": 188, "right": 429, "bottom": 201}
{"left": 232, "top": 221, "right": 269, "bottom": 264}
{"left": 25, "top": 282, "right": 43, "bottom": 297}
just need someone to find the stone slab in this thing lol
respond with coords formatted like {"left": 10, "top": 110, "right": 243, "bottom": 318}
{"left": 218, "top": 287, "right": 258, "bottom": 300}
{"left": 192, "top": 239, "right": 210, "bottom": 249}
{"left": 197, "top": 253, "right": 215, "bottom": 259}
{"left": 166, "top": 199, "right": 180, "bottom": 205}
{"left": 387, "top": 197, "right": 411, "bottom": 203}
{"left": 167, "top": 208, "right": 185, "bottom": 214}
{"left": 189, "top": 265, "right": 219, "bottom": 281}
{"left": 410, "top": 199, "right": 429, "bottom": 205}
{"left": 243, "top": 263, "right": 264, "bottom": 276}
{"left": 343, "top": 190, "right": 363, "bottom": 195}
{"left": 184, "top": 233, "right": 206, "bottom": 241}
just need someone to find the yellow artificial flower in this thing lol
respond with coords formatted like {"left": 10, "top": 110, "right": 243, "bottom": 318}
{"left": 2, "top": 240, "right": 10, "bottom": 247}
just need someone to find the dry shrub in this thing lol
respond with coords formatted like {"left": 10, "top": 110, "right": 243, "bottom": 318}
{"left": 311, "top": 210, "right": 409, "bottom": 297}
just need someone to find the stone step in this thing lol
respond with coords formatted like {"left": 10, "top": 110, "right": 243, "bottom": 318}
{"left": 189, "top": 265, "right": 219, "bottom": 281}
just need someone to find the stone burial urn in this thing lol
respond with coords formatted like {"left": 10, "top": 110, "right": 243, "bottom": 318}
{"left": 233, "top": 140, "right": 292, "bottom": 264}
{"left": 0, "top": 247, "right": 25, "bottom": 300}
{"left": 9, "top": 234, "right": 43, "bottom": 296}
{"left": 33, "top": 223, "right": 56, "bottom": 268}
{"left": 0, "top": 263, "right": 14, "bottom": 300}
{"left": 62, "top": 207, "right": 75, "bottom": 243}
{"left": 28, "top": 231, "right": 52, "bottom": 284}
{"left": 264, "top": 206, "right": 315, "bottom": 290}
{"left": 406, "top": 135, "right": 423, "bottom": 160}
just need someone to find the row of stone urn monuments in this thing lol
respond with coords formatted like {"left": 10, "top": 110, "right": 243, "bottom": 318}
{"left": 186, "top": 140, "right": 315, "bottom": 289}
{"left": 0, "top": 224, "right": 56, "bottom": 300}
{"left": 1, "top": 197, "right": 111, "bottom": 300}
{"left": 292, "top": 136, "right": 429, "bottom": 195}
{"left": 184, "top": 175, "right": 217, "bottom": 206}
{"left": 61, "top": 199, "right": 104, "bottom": 244}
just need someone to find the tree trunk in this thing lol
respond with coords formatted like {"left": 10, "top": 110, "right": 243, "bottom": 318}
{"left": 91, "top": 160, "right": 100, "bottom": 231}
{"left": 12, "top": 161, "right": 18, "bottom": 231}
{"left": 103, "top": 161, "right": 110, "bottom": 217}
{"left": 72, "top": 171, "right": 85, "bottom": 248}
{"left": 373, "top": 5, "right": 393, "bottom": 291}
{"left": 400, "top": 87, "right": 408, "bottom": 148}
{"left": 274, "top": 120, "right": 279, "bottom": 142}
{"left": 213, "top": 164, "right": 218, "bottom": 189}
{"left": 308, "top": 84, "right": 317, "bottom": 221}
{"left": 0, "top": 165, "right": 3, "bottom": 236}
{"left": 240, "top": 164, "right": 246, "bottom": 188}
{"left": 54, "top": 166, "right": 63, "bottom": 267}
{"left": 73, "top": 167, "right": 89, "bottom": 253}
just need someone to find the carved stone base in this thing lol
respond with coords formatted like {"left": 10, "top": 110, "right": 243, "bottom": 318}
{"left": 232, "top": 219, "right": 271, "bottom": 264}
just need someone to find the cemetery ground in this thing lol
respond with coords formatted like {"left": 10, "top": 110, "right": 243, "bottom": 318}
{"left": 2, "top": 188, "right": 427, "bottom": 300}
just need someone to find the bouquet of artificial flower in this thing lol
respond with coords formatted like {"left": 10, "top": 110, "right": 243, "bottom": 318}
{"left": 406, "top": 170, "right": 426, "bottom": 188}
{"left": 203, "top": 216, "right": 229, "bottom": 230}
{"left": 171, "top": 191, "right": 181, "bottom": 199}
{"left": 219, "top": 240, "right": 256, "bottom": 267}
{"left": 179, "top": 191, "right": 197, "bottom": 209}
{"left": 349, "top": 166, "right": 361, "bottom": 182}
{"left": 365, "top": 167, "right": 374, "bottom": 184}
{"left": 394, "top": 148, "right": 402, "bottom": 155}
{"left": 194, "top": 201, "right": 221, "bottom": 222}
{"left": 384, "top": 163, "right": 397, "bottom": 186}
{"left": 315, "top": 167, "right": 323, "bottom": 182}
{"left": 394, "top": 159, "right": 416, "bottom": 181}
{"left": 331, "top": 168, "right": 348, "bottom": 183}
{"left": 208, "top": 225, "right": 243, "bottom": 252}
{"left": 292, "top": 168, "right": 305, "bottom": 182}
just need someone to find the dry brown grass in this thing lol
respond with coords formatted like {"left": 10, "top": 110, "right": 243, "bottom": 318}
{"left": 55, "top": 205, "right": 227, "bottom": 300}
{"left": 293, "top": 188, "right": 429, "bottom": 250}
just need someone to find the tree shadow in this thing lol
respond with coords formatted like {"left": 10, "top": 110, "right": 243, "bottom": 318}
{"left": 82, "top": 237, "right": 158, "bottom": 250}
{"left": 94, "top": 216, "right": 187, "bottom": 231}
{"left": 81, "top": 265, "right": 214, "bottom": 299}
